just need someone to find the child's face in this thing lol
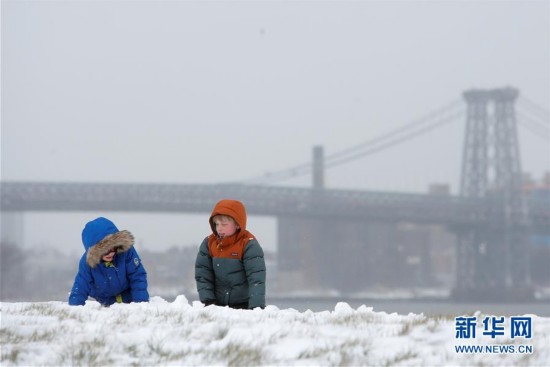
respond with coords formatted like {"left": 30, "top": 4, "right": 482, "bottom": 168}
{"left": 101, "top": 248, "right": 116, "bottom": 262}
{"left": 214, "top": 217, "right": 239, "bottom": 238}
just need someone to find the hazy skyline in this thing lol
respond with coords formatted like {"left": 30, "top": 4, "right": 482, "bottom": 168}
{"left": 2, "top": 0, "right": 549, "bottom": 253}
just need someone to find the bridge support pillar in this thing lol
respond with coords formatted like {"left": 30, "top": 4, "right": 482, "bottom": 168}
{"left": 276, "top": 216, "right": 329, "bottom": 291}
{"left": 277, "top": 216, "right": 406, "bottom": 294}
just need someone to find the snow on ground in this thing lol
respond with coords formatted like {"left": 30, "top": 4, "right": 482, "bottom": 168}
{"left": 1, "top": 296, "right": 549, "bottom": 366}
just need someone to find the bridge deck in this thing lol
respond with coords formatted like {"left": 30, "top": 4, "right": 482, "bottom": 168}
{"left": 1, "top": 181, "right": 548, "bottom": 231}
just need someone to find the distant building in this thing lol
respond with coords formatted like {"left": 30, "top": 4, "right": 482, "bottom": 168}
{"left": 0, "top": 212, "right": 24, "bottom": 247}
{"left": 277, "top": 206, "right": 457, "bottom": 296}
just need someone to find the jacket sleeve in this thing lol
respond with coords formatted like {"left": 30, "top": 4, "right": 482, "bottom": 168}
{"left": 68, "top": 255, "right": 93, "bottom": 306}
{"left": 195, "top": 237, "right": 216, "bottom": 303}
{"left": 125, "top": 247, "right": 149, "bottom": 302}
{"left": 243, "top": 239, "right": 266, "bottom": 309}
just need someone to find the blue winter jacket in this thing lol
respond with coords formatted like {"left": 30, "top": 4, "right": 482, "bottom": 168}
{"left": 68, "top": 217, "right": 149, "bottom": 306}
{"left": 69, "top": 246, "right": 149, "bottom": 306}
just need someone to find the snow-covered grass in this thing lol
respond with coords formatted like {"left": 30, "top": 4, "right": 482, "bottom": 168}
{"left": 1, "top": 296, "right": 548, "bottom": 366}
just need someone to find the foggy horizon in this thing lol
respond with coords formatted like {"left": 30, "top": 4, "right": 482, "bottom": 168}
{"left": 2, "top": 1, "right": 549, "bottom": 259}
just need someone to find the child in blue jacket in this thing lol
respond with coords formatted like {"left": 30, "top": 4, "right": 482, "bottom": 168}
{"left": 69, "top": 217, "right": 149, "bottom": 306}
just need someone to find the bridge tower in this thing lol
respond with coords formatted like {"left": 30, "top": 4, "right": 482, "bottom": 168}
{"left": 453, "top": 87, "right": 532, "bottom": 301}
{"left": 312, "top": 145, "right": 324, "bottom": 190}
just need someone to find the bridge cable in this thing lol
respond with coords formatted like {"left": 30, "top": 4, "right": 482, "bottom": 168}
{"left": 516, "top": 107, "right": 550, "bottom": 131}
{"left": 517, "top": 113, "right": 550, "bottom": 141}
{"left": 518, "top": 96, "right": 550, "bottom": 122}
{"left": 243, "top": 101, "right": 465, "bottom": 184}
{"left": 324, "top": 99, "right": 463, "bottom": 163}
{"left": 325, "top": 110, "right": 465, "bottom": 169}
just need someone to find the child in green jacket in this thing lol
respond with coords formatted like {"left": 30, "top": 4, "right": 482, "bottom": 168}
{"left": 195, "top": 199, "right": 266, "bottom": 309}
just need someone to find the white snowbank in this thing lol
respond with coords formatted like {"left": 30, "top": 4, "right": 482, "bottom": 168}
{"left": 1, "top": 296, "right": 548, "bottom": 366}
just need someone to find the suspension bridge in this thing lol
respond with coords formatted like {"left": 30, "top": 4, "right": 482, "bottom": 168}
{"left": 1, "top": 87, "right": 549, "bottom": 300}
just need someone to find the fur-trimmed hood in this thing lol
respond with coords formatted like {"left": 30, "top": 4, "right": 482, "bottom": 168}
{"left": 86, "top": 230, "right": 134, "bottom": 268}
{"left": 82, "top": 217, "right": 134, "bottom": 268}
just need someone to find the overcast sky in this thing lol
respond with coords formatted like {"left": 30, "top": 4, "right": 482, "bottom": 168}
{"left": 2, "top": 0, "right": 549, "bottom": 254}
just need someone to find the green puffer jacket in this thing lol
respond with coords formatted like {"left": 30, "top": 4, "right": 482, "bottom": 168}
{"left": 195, "top": 237, "right": 266, "bottom": 309}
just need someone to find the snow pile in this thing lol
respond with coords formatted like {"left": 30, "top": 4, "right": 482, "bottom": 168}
{"left": 1, "top": 296, "right": 549, "bottom": 366}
